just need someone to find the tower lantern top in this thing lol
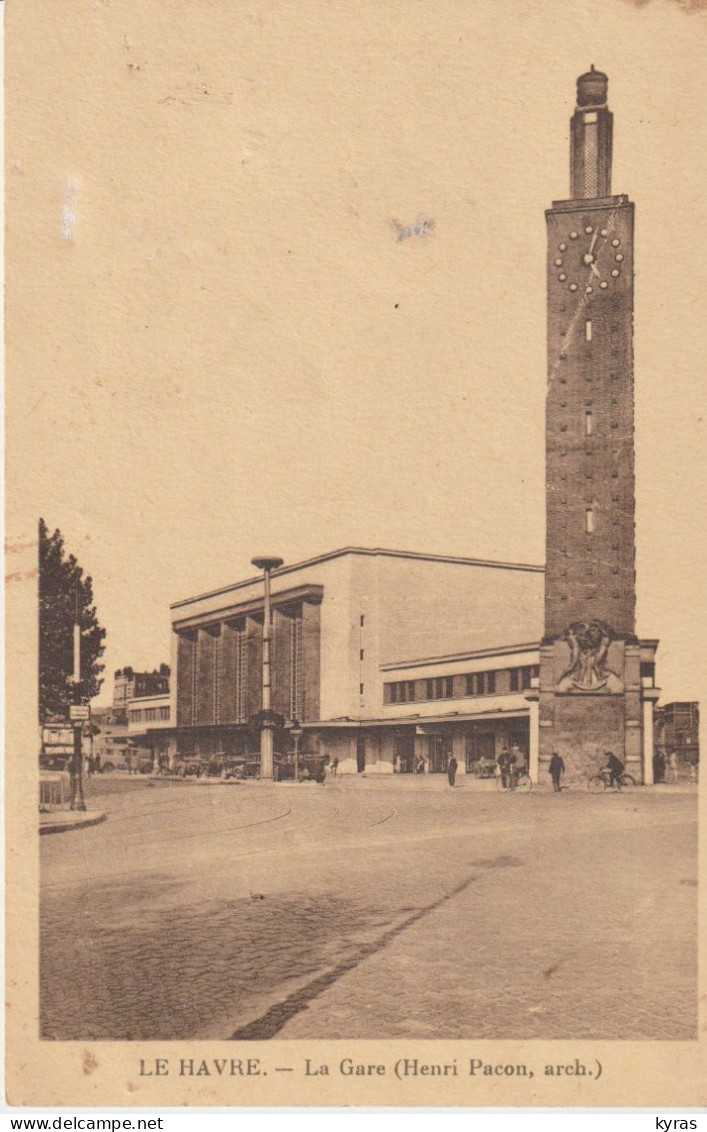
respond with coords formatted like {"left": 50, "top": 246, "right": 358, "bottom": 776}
{"left": 569, "top": 65, "right": 613, "bottom": 199}
{"left": 576, "top": 65, "right": 609, "bottom": 109}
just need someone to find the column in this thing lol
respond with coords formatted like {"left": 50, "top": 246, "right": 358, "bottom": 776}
{"left": 642, "top": 695, "right": 657, "bottom": 786}
{"left": 527, "top": 697, "right": 540, "bottom": 784}
{"left": 452, "top": 731, "right": 466, "bottom": 775}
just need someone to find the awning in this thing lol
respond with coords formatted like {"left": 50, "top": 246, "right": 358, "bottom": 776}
{"left": 305, "top": 709, "right": 530, "bottom": 729}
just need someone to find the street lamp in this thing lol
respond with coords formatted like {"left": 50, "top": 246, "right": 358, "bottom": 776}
{"left": 69, "top": 594, "right": 87, "bottom": 811}
{"left": 288, "top": 720, "right": 304, "bottom": 783}
{"left": 251, "top": 555, "right": 284, "bottom": 780}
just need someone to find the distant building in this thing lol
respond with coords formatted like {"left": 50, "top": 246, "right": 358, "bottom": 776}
{"left": 654, "top": 702, "right": 700, "bottom": 767}
{"left": 113, "top": 666, "right": 170, "bottom": 709}
{"left": 90, "top": 666, "right": 172, "bottom": 771}
{"left": 126, "top": 692, "right": 174, "bottom": 770}
{"left": 91, "top": 705, "right": 130, "bottom": 770}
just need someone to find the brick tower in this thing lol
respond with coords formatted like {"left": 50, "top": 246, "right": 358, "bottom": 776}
{"left": 538, "top": 67, "right": 651, "bottom": 782}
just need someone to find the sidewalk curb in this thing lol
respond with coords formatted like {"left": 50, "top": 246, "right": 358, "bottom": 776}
{"left": 39, "top": 811, "right": 108, "bottom": 835}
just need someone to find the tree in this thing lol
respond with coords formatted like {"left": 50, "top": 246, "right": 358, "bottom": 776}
{"left": 39, "top": 519, "right": 106, "bottom": 723}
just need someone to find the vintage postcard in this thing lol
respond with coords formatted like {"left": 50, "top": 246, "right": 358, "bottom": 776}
{"left": 5, "top": 0, "right": 706, "bottom": 1110}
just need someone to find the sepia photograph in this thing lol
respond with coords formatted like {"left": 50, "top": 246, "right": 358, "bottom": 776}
{"left": 5, "top": 0, "right": 706, "bottom": 1110}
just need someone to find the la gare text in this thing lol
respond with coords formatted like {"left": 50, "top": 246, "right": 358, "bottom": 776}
{"left": 138, "top": 1057, "right": 601, "bottom": 1081}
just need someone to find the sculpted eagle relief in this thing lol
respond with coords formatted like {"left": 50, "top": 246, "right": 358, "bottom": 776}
{"left": 556, "top": 619, "right": 623, "bottom": 693}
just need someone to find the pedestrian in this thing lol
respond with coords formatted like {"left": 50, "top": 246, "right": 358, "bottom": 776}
{"left": 415, "top": 755, "right": 426, "bottom": 774}
{"left": 666, "top": 749, "right": 679, "bottom": 784}
{"left": 330, "top": 756, "right": 339, "bottom": 778}
{"left": 497, "top": 746, "right": 512, "bottom": 790}
{"left": 652, "top": 750, "right": 665, "bottom": 784}
{"left": 604, "top": 750, "right": 624, "bottom": 789}
{"left": 447, "top": 755, "right": 458, "bottom": 788}
{"left": 548, "top": 751, "right": 565, "bottom": 792}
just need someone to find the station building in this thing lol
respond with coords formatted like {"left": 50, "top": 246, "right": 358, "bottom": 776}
{"left": 169, "top": 547, "right": 547, "bottom": 778}
{"left": 168, "top": 69, "right": 666, "bottom": 786}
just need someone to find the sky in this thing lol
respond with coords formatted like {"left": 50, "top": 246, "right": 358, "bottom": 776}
{"left": 8, "top": 0, "right": 707, "bottom": 706}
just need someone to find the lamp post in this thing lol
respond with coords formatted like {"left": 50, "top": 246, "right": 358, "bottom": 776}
{"left": 251, "top": 555, "right": 284, "bottom": 781}
{"left": 288, "top": 721, "right": 304, "bottom": 783}
{"left": 69, "top": 594, "right": 87, "bottom": 811}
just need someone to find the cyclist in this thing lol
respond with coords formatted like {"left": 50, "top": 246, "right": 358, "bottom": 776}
{"left": 605, "top": 750, "right": 624, "bottom": 789}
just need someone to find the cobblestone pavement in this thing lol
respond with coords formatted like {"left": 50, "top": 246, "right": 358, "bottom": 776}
{"left": 40, "top": 776, "right": 697, "bottom": 1041}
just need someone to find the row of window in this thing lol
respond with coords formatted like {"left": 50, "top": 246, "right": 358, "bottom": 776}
{"left": 129, "top": 706, "right": 170, "bottom": 723}
{"left": 384, "top": 666, "right": 539, "bottom": 705}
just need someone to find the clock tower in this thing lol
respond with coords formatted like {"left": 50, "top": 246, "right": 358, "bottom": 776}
{"left": 538, "top": 67, "right": 658, "bottom": 782}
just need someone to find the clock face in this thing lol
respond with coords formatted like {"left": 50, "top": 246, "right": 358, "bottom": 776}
{"left": 553, "top": 224, "right": 625, "bottom": 292}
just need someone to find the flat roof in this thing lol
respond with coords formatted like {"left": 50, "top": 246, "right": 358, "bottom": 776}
{"left": 171, "top": 545, "right": 545, "bottom": 610}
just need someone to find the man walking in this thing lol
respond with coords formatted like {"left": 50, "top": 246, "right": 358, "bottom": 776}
{"left": 548, "top": 751, "right": 565, "bottom": 792}
{"left": 666, "top": 749, "right": 679, "bottom": 784}
{"left": 497, "top": 746, "right": 512, "bottom": 790}
{"left": 447, "top": 754, "right": 458, "bottom": 788}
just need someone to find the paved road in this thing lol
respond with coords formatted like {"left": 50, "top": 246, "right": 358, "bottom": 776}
{"left": 40, "top": 776, "right": 697, "bottom": 1041}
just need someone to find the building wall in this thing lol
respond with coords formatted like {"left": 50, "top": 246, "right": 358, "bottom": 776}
{"left": 169, "top": 550, "right": 543, "bottom": 731}
{"left": 376, "top": 558, "right": 543, "bottom": 699}
{"left": 382, "top": 645, "right": 538, "bottom": 717}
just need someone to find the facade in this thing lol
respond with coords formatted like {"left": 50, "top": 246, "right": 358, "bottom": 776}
{"left": 126, "top": 692, "right": 174, "bottom": 770}
{"left": 91, "top": 668, "right": 173, "bottom": 771}
{"left": 91, "top": 705, "right": 130, "bottom": 770}
{"left": 170, "top": 548, "right": 544, "bottom": 775}
{"left": 538, "top": 67, "right": 659, "bottom": 782}
{"left": 114, "top": 666, "right": 170, "bottom": 709}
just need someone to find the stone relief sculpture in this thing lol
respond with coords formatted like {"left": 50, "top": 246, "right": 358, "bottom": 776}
{"left": 556, "top": 619, "right": 623, "bottom": 693}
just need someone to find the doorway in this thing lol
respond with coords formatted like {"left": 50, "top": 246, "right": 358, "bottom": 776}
{"left": 427, "top": 733, "right": 453, "bottom": 774}
{"left": 465, "top": 730, "right": 496, "bottom": 775}
{"left": 393, "top": 732, "right": 415, "bottom": 773}
{"left": 356, "top": 735, "right": 366, "bottom": 773}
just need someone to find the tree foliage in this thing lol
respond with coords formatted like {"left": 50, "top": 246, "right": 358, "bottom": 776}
{"left": 39, "top": 519, "right": 106, "bottom": 723}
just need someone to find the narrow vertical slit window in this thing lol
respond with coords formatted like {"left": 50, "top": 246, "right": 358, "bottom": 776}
{"left": 585, "top": 507, "right": 595, "bottom": 533}
{"left": 238, "top": 626, "right": 246, "bottom": 723}
{"left": 585, "top": 411, "right": 593, "bottom": 435}
{"left": 191, "top": 636, "right": 198, "bottom": 726}
{"left": 289, "top": 611, "right": 303, "bottom": 721}
{"left": 585, "top": 319, "right": 592, "bottom": 341}
{"left": 213, "top": 630, "right": 221, "bottom": 724}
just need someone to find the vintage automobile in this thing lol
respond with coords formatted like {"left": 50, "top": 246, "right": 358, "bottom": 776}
{"left": 221, "top": 756, "right": 262, "bottom": 780}
{"left": 39, "top": 753, "right": 71, "bottom": 772}
{"left": 274, "top": 753, "right": 327, "bottom": 783}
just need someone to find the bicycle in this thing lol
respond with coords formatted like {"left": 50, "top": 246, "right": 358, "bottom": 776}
{"left": 496, "top": 767, "right": 532, "bottom": 793}
{"left": 587, "top": 768, "right": 636, "bottom": 793}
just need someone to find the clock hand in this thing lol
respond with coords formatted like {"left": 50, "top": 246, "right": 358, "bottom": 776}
{"left": 590, "top": 262, "right": 601, "bottom": 279}
{"left": 589, "top": 230, "right": 599, "bottom": 255}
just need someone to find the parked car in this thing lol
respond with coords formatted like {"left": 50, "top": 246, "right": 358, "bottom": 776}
{"left": 473, "top": 757, "right": 497, "bottom": 779}
{"left": 274, "top": 753, "right": 327, "bottom": 783}
{"left": 39, "top": 753, "right": 71, "bottom": 772}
